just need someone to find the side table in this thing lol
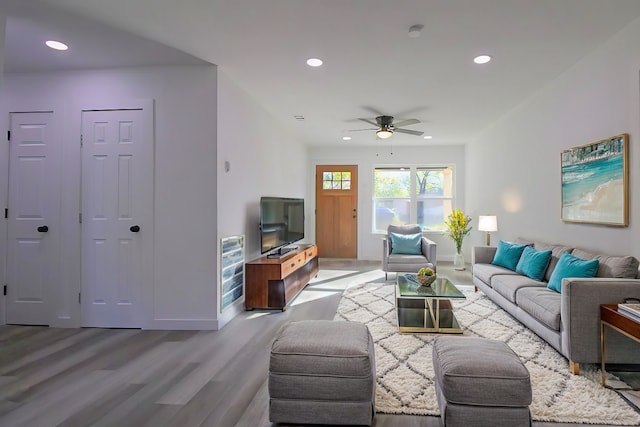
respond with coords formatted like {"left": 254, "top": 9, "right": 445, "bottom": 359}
{"left": 600, "top": 304, "right": 640, "bottom": 388}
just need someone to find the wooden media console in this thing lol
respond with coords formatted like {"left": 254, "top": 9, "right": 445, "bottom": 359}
{"left": 245, "top": 244, "right": 319, "bottom": 310}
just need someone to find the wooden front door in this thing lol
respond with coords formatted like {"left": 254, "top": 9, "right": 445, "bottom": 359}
{"left": 315, "top": 165, "right": 357, "bottom": 258}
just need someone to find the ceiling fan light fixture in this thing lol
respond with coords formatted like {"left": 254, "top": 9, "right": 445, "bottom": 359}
{"left": 377, "top": 129, "right": 393, "bottom": 139}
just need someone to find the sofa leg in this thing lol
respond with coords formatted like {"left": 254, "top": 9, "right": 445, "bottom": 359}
{"left": 385, "top": 272, "right": 388, "bottom": 280}
{"left": 569, "top": 360, "right": 580, "bottom": 375}
{"left": 474, "top": 286, "right": 478, "bottom": 292}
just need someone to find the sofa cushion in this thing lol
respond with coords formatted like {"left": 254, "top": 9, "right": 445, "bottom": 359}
{"left": 473, "top": 263, "right": 519, "bottom": 287}
{"left": 388, "top": 253, "right": 428, "bottom": 265}
{"left": 547, "top": 253, "right": 599, "bottom": 293}
{"left": 390, "top": 232, "right": 422, "bottom": 255}
{"left": 516, "top": 246, "right": 552, "bottom": 282}
{"left": 492, "top": 274, "right": 546, "bottom": 303}
{"left": 492, "top": 240, "right": 528, "bottom": 271}
{"left": 571, "top": 249, "right": 639, "bottom": 279}
{"left": 516, "top": 287, "right": 562, "bottom": 331}
{"left": 532, "top": 242, "right": 574, "bottom": 282}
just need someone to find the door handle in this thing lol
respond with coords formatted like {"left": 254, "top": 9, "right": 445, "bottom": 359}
{"left": 130, "top": 225, "right": 141, "bottom": 233}
{"left": 37, "top": 225, "right": 49, "bottom": 233}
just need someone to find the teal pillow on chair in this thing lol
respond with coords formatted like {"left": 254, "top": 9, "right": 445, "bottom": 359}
{"left": 515, "top": 246, "right": 552, "bottom": 281}
{"left": 547, "top": 252, "right": 599, "bottom": 293}
{"left": 492, "top": 240, "right": 527, "bottom": 271}
{"left": 390, "top": 232, "right": 422, "bottom": 255}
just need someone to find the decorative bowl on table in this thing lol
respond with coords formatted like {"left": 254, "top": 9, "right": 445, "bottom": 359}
{"left": 416, "top": 274, "right": 436, "bottom": 286}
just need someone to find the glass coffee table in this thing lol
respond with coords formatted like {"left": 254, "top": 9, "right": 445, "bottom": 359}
{"left": 395, "top": 273, "right": 466, "bottom": 333}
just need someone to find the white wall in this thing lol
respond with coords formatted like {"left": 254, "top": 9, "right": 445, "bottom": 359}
{"left": 1, "top": 65, "right": 220, "bottom": 328}
{"left": 467, "top": 16, "right": 640, "bottom": 259}
{"left": 216, "top": 69, "right": 308, "bottom": 327}
{"left": 0, "top": 8, "right": 6, "bottom": 324}
{"left": 308, "top": 144, "right": 467, "bottom": 261}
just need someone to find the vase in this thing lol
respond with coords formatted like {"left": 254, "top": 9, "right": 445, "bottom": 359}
{"left": 453, "top": 252, "right": 465, "bottom": 270}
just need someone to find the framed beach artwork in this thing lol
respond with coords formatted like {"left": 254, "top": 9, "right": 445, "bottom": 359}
{"left": 561, "top": 133, "right": 629, "bottom": 226}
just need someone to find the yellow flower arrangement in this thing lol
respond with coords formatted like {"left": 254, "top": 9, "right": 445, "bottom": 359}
{"left": 444, "top": 209, "right": 472, "bottom": 254}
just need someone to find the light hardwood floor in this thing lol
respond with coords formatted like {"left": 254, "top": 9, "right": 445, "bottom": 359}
{"left": 0, "top": 260, "right": 637, "bottom": 427}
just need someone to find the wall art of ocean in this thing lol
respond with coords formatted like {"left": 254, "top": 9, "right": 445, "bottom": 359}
{"left": 561, "top": 154, "right": 623, "bottom": 207}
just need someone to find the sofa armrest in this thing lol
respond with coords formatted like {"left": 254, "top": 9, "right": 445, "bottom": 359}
{"left": 561, "top": 277, "right": 640, "bottom": 364}
{"left": 421, "top": 237, "right": 437, "bottom": 270}
{"left": 472, "top": 246, "right": 497, "bottom": 265}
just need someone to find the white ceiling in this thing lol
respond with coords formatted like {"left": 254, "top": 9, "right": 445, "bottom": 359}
{"left": 6, "top": 0, "right": 640, "bottom": 147}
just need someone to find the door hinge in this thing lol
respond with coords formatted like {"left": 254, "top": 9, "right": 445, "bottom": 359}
{"left": 7, "top": 130, "right": 10, "bottom": 141}
{"left": 78, "top": 292, "right": 81, "bottom": 304}
{"left": 79, "top": 213, "right": 82, "bottom": 224}
{"left": 3, "top": 285, "right": 6, "bottom": 296}
{"left": 4, "top": 208, "right": 7, "bottom": 219}
{"left": 80, "top": 134, "right": 83, "bottom": 147}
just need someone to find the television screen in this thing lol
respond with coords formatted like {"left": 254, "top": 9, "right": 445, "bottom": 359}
{"left": 260, "top": 197, "right": 305, "bottom": 254}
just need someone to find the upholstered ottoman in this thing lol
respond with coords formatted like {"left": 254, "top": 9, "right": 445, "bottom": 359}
{"left": 432, "top": 336, "right": 532, "bottom": 427}
{"left": 269, "top": 320, "right": 376, "bottom": 425}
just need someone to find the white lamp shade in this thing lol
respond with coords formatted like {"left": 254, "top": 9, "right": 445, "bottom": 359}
{"left": 478, "top": 215, "right": 498, "bottom": 232}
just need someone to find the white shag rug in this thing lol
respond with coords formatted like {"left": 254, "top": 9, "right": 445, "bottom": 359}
{"left": 334, "top": 282, "right": 640, "bottom": 425}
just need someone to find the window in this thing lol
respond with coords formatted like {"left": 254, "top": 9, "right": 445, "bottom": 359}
{"left": 373, "top": 166, "right": 454, "bottom": 232}
{"left": 322, "top": 171, "right": 351, "bottom": 190}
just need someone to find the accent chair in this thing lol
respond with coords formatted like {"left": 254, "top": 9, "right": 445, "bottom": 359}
{"left": 382, "top": 224, "right": 436, "bottom": 280}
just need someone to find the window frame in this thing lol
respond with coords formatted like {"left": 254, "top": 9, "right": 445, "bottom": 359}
{"left": 372, "top": 165, "right": 456, "bottom": 234}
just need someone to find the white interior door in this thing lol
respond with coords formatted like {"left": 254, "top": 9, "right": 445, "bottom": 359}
{"left": 81, "top": 108, "right": 153, "bottom": 328}
{"left": 6, "top": 112, "right": 60, "bottom": 325}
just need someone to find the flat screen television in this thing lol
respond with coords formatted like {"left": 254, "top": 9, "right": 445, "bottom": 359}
{"left": 260, "top": 197, "right": 305, "bottom": 254}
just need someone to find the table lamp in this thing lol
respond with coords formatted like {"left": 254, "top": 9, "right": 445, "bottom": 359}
{"left": 478, "top": 215, "right": 498, "bottom": 246}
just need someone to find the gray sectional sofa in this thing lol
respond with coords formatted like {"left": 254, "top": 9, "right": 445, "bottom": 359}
{"left": 472, "top": 239, "right": 640, "bottom": 374}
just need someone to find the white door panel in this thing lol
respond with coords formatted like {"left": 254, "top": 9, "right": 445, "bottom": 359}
{"left": 81, "top": 109, "right": 153, "bottom": 328}
{"left": 6, "top": 112, "right": 60, "bottom": 325}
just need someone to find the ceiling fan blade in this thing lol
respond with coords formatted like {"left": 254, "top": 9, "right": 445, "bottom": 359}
{"left": 393, "top": 118, "right": 420, "bottom": 128}
{"left": 362, "top": 106, "right": 385, "bottom": 116}
{"left": 358, "top": 118, "right": 378, "bottom": 126}
{"left": 395, "top": 128, "right": 424, "bottom": 136}
{"left": 348, "top": 127, "right": 377, "bottom": 132}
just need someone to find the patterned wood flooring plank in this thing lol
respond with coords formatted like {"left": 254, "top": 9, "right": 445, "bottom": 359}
{"left": 56, "top": 383, "right": 146, "bottom": 427}
{"left": 0, "top": 370, "right": 111, "bottom": 426}
{"left": 83, "top": 363, "right": 200, "bottom": 427}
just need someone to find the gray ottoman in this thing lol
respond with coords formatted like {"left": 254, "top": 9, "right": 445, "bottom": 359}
{"left": 432, "top": 336, "right": 532, "bottom": 427}
{"left": 269, "top": 320, "right": 376, "bottom": 425}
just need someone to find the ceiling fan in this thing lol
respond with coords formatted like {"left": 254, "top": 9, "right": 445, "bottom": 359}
{"left": 350, "top": 115, "right": 424, "bottom": 139}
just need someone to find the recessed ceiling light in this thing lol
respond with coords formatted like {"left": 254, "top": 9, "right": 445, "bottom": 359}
{"left": 342, "top": 136, "right": 352, "bottom": 141}
{"left": 306, "top": 58, "right": 323, "bottom": 67}
{"left": 45, "top": 40, "right": 68, "bottom": 51}
{"left": 423, "top": 135, "right": 433, "bottom": 140}
{"left": 473, "top": 55, "right": 491, "bottom": 64}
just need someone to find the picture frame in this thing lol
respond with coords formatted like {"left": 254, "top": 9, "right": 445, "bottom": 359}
{"left": 561, "top": 133, "right": 629, "bottom": 226}
{"left": 220, "top": 235, "right": 245, "bottom": 312}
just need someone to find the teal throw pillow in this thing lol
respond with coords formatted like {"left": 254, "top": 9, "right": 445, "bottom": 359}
{"left": 390, "top": 232, "right": 422, "bottom": 255}
{"left": 492, "top": 240, "right": 528, "bottom": 271}
{"left": 547, "top": 252, "right": 599, "bottom": 293}
{"left": 515, "top": 246, "right": 552, "bottom": 282}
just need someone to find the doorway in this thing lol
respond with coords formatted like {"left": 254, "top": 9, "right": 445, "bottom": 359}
{"left": 6, "top": 112, "right": 60, "bottom": 325}
{"left": 80, "top": 108, "right": 153, "bottom": 328}
{"left": 315, "top": 165, "right": 358, "bottom": 258}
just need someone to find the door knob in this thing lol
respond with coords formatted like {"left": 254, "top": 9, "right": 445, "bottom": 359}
{"left": 130, "top": 225, "right": 140, "bottom": 233}
{"left": 37, "top": 225, "right": 49, "bottom": 233}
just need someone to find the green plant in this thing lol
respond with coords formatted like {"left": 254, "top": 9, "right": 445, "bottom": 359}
{"left": 418, "top": 267, "right": 435, "bottom": 277}
{"left": 444, "top": 209, "right": 472, "bottom": 254}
